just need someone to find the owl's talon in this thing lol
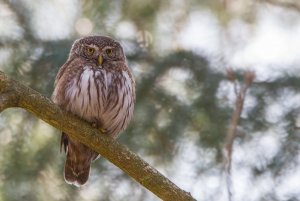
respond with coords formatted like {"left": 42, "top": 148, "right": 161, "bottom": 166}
{"left": 100, "top": 128, "right": 107, "bottom": 134}
{"left": 90, "top": 119, "right": 106, "bottom": 134}
{"left": 91, "top": 122, "right": 98, "bottom": 128}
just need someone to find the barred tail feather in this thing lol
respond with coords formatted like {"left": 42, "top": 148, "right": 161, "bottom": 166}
{"left": 64, "top": 156, "right": 91, "bottom": 187}
{"left": 61, "top": 133, "right": 98, "bottom": 186}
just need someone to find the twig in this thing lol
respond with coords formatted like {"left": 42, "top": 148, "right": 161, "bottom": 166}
{"left": 259, "top": 0, "right": 300, "bottom": 12}
{"left": 224, "top": 70, "right": 255, "bottom": 201}
{"left": 0, "top": 71, "right": 196, "bottom": 201}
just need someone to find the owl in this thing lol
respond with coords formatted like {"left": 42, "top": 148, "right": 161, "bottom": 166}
{"left": 52, "top": 35, "right": 135, "bottom": 186}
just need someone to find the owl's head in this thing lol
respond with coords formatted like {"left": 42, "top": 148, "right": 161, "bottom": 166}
{"left": 69, "top": 35, "right": 126, "bottom": 68}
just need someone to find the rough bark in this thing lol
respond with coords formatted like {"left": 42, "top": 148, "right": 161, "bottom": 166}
{"left": 0, "top": 71, "right": 196, "bottom": 201}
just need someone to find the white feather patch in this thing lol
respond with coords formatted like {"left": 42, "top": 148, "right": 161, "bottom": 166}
{"left": 65, "top": 67, "right": 134, "bottom": 137}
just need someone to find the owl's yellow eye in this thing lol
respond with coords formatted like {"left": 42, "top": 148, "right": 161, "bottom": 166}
{"left": 86, "top": 47, "right": 95, "bottom": 55}
{"left": 106, "top": 48, "right": 113, "bottom": 57}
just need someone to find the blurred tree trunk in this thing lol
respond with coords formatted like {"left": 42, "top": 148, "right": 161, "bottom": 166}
{"left": 0, "top": 71, "right": 196, "bottom": 201}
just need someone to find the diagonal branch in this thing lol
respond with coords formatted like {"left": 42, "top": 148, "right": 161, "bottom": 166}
{"left": 0, "top": 71, "right": 196, "bottom": 201}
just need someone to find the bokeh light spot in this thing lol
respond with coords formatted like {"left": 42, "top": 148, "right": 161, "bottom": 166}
{"left": 75, "top": 18, "right": 93, "bottom": 36}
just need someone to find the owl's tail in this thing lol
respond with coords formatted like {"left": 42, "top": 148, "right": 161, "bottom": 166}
{"left": 61, "top": 133, "right": 98, "bottom": 186}
{"left": 64, "top": 155, "right": 91, "bottom": 186}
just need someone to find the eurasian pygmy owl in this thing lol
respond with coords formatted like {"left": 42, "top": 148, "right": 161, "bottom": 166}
{"left": 52, "top": 35, "right": 135, "bottom": 186}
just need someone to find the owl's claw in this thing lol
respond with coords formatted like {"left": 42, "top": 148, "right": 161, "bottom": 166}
{"left": 91, "top": 120, "right": 107, "bottom": 134}
{"left": 99, "top": 128, "right": 107, "bottom": 134}
{"left": 91, "top": 117, "right": 101, "bottom": 128}
{"left": 91, "top": 122, "right": 98, "bottom": 128}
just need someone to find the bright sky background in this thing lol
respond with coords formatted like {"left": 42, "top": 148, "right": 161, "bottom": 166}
{"left": 180, "top": 5, "right": 300, "bottom": 81}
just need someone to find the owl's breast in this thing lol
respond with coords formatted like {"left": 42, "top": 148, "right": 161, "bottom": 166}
{"left": 64, "top": 67, "right": 134, "bottom": 137}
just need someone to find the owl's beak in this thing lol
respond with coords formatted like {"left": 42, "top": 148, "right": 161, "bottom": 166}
{"left": 98, "top": 55, "right": 103, "bottom": 66}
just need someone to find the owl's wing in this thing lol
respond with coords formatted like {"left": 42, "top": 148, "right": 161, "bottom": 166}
{"left": 54, "top": 59, "right": 73, "bottom": 87}
{"left": 52, "top": 58, "right": 84, "bottom": 106}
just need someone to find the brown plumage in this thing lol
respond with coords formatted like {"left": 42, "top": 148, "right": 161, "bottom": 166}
{"left": 52, "top": 35, "right": 135, "bottom": 186}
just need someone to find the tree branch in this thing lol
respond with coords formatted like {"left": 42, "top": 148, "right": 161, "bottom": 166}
{"left": 0, "top": 71, "right": 196, "bottom": 201}
{"left": 224, "top": 70, "right": 255, "bottom": 201}
{"left": 259, "top": 0, "right": 300, "bottom": 12}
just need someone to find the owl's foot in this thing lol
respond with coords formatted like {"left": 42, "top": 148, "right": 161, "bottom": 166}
{"left": 99, "top": 128, "right": 107, "bottom": 134}
{"left": 91, "top": 122, "right": 98, "bottom": 128}
{"left": 91, "top": 119, "right": 107, "bottom": 134}
{"left": 91, "top": 117, "right": 101, "bottom": 128}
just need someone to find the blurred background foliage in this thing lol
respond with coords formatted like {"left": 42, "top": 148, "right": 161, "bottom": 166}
{"left": 0, "top": 0, "right": 300, "bottom": 201}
